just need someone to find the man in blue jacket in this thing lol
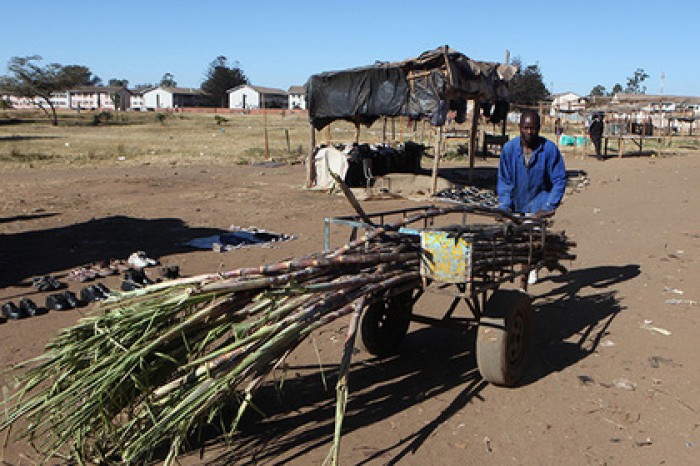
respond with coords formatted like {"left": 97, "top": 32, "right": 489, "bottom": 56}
{"left": 497, "top": 110, "right": 567, "bottom": 217}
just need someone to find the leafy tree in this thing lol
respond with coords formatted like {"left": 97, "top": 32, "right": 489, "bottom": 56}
{"left": 108, "top": 78, "right": 129, "bottom": 87}
{"left": 61, "top": 65, "right": 102, "bottom": 86}
{"left": 589, "top": 85, "right": 606, "bottom": 97}
{"left": 201, "top": 56, "right": 248, "bottom": 107}
{"left": 624, "top": 68, "right": 649, "bottom": 94}
{"left": 610, "top": 83, "right": 623, "bottom": 95}
{"left": 0, "top": 55, "right": 95, "bottom": 125}
{"left": 508, "top": 58, "right": 549, "bottom": 106}
{"left": 159, "top": 73, "right": 177, "bottom": 87}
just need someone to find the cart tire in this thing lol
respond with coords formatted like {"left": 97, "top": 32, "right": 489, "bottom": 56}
{"left": 476, "top": 289, "right": 532, "bottom": 387}
{"left": 359, "top": 291, "right": 414, "bottom": 357}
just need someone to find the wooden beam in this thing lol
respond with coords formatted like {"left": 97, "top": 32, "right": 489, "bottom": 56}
{"left": 431, "top": 125, "right": 443, "bottom": 194}
{"left": 307, "top": 125, "right": 316, "bottom": 187}
{"left": 468, "top": 99, "right": 480, "bottom": 183}
{"left": 262, "top": 94, "right": 270, "bottom": 160}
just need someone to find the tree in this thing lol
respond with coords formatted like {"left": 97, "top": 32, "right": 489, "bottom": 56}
{"left": 200, "top": 56, "right": 248, "bottom": 107}
{"left": 159, "top": 73, "right": 177, "bottom": 87}
{"left": 61, "top": 65, "right": 101, "bottom": 86}
{"left": 508, "top": 58, "right": 549, "bottom": 107}
{"left": 108, "top": 78, "right": 129, "bottom": 88}
{"left": 624, "top": 68, "right": 649, "bottom": 94}
{"left": 0, "top": 55, "right": 95, "bottom": 125}
{"left": 589, "top": 85, "right": 606, "bottom": 97}
{"left": 610, "top": 83, "right": 623, "bottom": 95}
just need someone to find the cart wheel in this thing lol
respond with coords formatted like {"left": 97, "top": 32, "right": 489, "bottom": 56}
{"left": 359, "top": 290, "right": 414, "bottom": 357}
{"left": 476, "top": 289, "right": 532, "bottom": 387}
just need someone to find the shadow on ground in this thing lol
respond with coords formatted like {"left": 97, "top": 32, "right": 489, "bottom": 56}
{"left": 0, "top": 215, "right": 228, "bottom": 286}
{"left": 204, "top": 325, "right": 485, "bottom": 465}
{"left": 152, "top": 264, "right": 641, "bottom": 465}
{"left": 523, "top": 264, "right": 641, "bottom": 384}
{"left": 0, "top": 135, "right": 59, "bottom": 141}
{"left": 433, "top": 166, "right": 588, "bottom": 191}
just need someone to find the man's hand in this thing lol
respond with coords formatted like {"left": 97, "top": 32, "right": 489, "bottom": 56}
{"left": 534, "top": 209, "right": 555, "bottom": 218}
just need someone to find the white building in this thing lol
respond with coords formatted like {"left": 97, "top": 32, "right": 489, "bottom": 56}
{"left": 288, "top": 85, "right": 306, "bottom": 110}
{"left": 143, "top": 86, "right": 207, "bottom": 109}
{"left": 228, "top": 85, "right": 288, "bottom": 109}
{"left": 550, "top": 92, "right": 587, "bottom": 115}
{"left": 129, "top": 89, "right": 147, "bottom": 111}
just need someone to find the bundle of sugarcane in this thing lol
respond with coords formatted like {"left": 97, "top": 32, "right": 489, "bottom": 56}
{"left": 0, "top": 209, "right": 433, "bottom": 465}
{"left": 0, "top": 203, "right": 574, "bottom": 465}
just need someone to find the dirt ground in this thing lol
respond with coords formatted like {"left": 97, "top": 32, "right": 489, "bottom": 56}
{"left": 1, "top": 150, "right": 698, "bottom": 465}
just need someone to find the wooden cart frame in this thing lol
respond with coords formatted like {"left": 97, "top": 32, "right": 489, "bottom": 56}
{"left": 324, "top": 205, "right": 550, "bottom": 386}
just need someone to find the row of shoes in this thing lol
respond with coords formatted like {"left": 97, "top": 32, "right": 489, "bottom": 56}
{"left": 67, "top": 252, "right": 159, "bottom": 283}
{"left": 0, "top": 283, "right": 112, "bottom": 323}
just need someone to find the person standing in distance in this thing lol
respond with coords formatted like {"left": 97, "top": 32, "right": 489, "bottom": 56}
{"left": 497, "top": 110, "right": 567, "bottom": 218}
{"left": 589, "top": 113, "right": 605, "bottom": 161}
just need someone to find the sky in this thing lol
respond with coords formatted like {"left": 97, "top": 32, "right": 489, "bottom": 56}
{"left": 2, "top": 0, "right": 698, "bottom": 97}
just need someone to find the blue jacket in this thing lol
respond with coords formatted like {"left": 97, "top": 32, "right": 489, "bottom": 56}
{"left": 497, "top": 136, "right": 567, "bottom": 214}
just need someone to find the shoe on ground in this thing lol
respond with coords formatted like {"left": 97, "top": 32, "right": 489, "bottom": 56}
{"left": 62, "top": 290, "right": 84, "bottom": 308}
{"left": 2, "top": 301, "right": 28, "bottom": 319}
{"left": 159, "top": 265, "right": 180, "bottom": 280}
{"left": 19, "top": 298, "right": 46, "bottom": 316}
{"left": 121, "top": 280, "right": 141, "bottom": 292}
{"left": 80, "top": 285, "right": 106, "bottom": 302}
{"left": 46, "top": 293, "right": 71, "bottom": 311}
{"left": 124, "top": 268, "right": 153, "bottom": 286}
{"left": 127, "top": 251, "right": 159, "bottom": 269}
{"left": 527, "top": 269, "right": 539, "bottom": 285}
{"left": 94, "top": 283, "right": 111, "bottom": 298}
{"left": 33, "top": 275, "right": 66, "bottom": 291}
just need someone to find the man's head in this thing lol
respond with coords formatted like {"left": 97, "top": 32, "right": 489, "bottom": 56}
{"left": 519, "top": 110, "right": 541, "bottom": 149}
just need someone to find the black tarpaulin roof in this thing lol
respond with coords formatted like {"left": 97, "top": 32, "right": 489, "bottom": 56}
{"left": 306, "top": 46, "right": 516, "bottom": 130}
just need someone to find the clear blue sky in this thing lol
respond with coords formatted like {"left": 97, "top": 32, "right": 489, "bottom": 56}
{"left": 2, "top": 0, "right": 698, "bottom": 97}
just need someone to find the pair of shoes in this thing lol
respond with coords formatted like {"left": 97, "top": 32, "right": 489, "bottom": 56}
{"left": 109, "top": 258, "right": 131, "bottom": 273}
{"left": 19, "top": 298, "right": 47, "bottom": 316}
{"left": 80, "top": 283, "right": 111, "bottom": 302}
{"left": 127, "top": 251, "right": 158, "bottom": 269}
{"left": 122, "top": 268, "right": 154, "bottom": 291}
{"left": 46, "top": 291, "right": 83, "bottom": 311}
{"left": 68, "top": 267, "right": 99, "bottom": 282}
{"left": 3, "top": 302, "right": 28, "bottom": 319}
{"left": 32, "top": 275, "right": 66, "bottom": 292}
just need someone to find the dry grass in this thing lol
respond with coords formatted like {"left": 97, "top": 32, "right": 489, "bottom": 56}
{"left": 1, "top": 110, "right": 696, "bottom": 168}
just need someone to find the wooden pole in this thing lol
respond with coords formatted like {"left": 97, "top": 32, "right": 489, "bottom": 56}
{"left": 468, "top": 99, "right": 480, "bottom": 183}
{"left": 285, "top": 129, "right": 291, "bottom": 154}
{"left": 399, "top": 115, "right": 404, "bottom": 143}
{"left": 307, "top": 125, "right": 316, "bottom": 187}
{"left": 431, "top": 125, "right": 443, "bottom": 194}
{"left": 354, "top": 122, "right": 360, "bottom": 145}
{"left": 262, "top": 94, "right": 270, "bottom": 160}
{"left": 382, "top": 117, "right": 387, "bottom": 143}
{"left": 391, "top": 117, "right": 396, "bottom": 142}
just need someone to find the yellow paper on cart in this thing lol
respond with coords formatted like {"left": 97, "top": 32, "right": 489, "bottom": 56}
{"left": 420, "top": 231, "right": 472, "bottom": 283}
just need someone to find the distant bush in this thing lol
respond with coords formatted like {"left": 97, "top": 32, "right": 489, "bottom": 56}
{"left": 92, "top": 111, "right": 113, "bottom": 126}
{"left": 214, "top": 115, "right": 228, "bottom": 126}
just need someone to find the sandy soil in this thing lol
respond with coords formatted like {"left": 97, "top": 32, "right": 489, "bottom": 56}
{"left": 1, "top": 151, "right": 698, "bottom": 465}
